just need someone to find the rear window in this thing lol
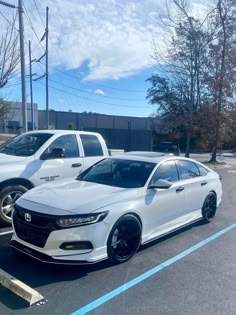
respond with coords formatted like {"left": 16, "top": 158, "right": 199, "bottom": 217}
{"left": 197, "top": 164, "right": 208, "bottom": 176}
{"left": 150, "top": 160, "right": 179, "bottom": 184}
{"left": 176, "top": 160, "right": 200, "bottom": 180}
{"left": 80, "top": 134, "right": 103, "bottom": 157}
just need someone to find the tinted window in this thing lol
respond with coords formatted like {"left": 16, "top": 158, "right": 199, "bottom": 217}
{"left": 78, "top": 158, "right": 156, "bottom": 188}
{"left": 80, "top": 134, "right": 103, "bottom": 157}
{"left": 197, "top": 164, "right": 208, "bottom": 176}
{"left": 150, "top": 160, "right": 179, "bottom": 184}
{"left": 176, "top": 160, "right": 200, "bottom": 180}
{"left": 44, "top": 135, "right": 79, "bottom": 158}
{"left": 0, "top": 133, "right": 52, "bottom": 156}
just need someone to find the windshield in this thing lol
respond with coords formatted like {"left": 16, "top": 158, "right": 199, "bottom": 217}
{"left": 0, "top": 133, "right": 53, "bottom": 157}
{"left": 78, "top": 158, "right": 156, "bottom": 188}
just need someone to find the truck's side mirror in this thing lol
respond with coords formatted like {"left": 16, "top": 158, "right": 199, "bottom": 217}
{"left": 148, "top": 179, "right": 172, "bottom": 190}
{"left": 41, "top": 148, "right": 65, "bottom": 160}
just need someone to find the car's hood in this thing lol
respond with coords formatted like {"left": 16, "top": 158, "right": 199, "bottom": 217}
{"left": 0, "top": 153, "right": 28, "bottom": 164}
{"left": 18, "top": 179, "right": 138, "bottom": 215}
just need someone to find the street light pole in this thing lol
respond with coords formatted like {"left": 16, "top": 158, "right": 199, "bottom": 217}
{"left": 29, "top": 40, "right": 34, "bottom": 130}
{"left": 18, "top": 0, "right": 27, "bottom": 132}
{"left": 45, "top": 6, "right": 49, "bottom": 129}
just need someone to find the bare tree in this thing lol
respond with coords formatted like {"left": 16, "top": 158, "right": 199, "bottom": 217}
{"left": 0, "top": 13, "right": 20, "bottom": 88}
{"left": 209, "top": 0, "right": 236, "bottom": 162}
{"left": 149, "top": 0, "right": 214, "bottom": 156}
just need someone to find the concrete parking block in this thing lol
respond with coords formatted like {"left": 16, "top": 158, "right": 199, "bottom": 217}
{"left": 0, "top": 269, "right": 44, "bottom": 306}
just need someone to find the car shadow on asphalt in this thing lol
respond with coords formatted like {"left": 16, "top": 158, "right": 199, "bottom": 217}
{"left": 0, "top": 220, "right": 206, "bottom": 310}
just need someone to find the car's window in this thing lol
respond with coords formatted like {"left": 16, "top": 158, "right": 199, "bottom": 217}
{"left": 80, "top": 134, "right": 103, "bottom": 157}
{"left": 0, "top": 133, "right": 52, "bottom": 156}
{"left": 44, "top": 134, "right": 80, "bottom": 158}
{"left": 197, "top": 164, "right": 208, "bottom": 176}
{"left": 78, "top": 158, "right": 156, "bottom": 188}
{"left": 176, "top": 160, "right": 200, "bottom": 180}
{"left": 149, "top": 160, "right": 179, "bottom": 184}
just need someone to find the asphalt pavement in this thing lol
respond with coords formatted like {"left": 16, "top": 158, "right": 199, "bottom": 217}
{"left": 0, "top": 163, "right": 236, "bottom": 315}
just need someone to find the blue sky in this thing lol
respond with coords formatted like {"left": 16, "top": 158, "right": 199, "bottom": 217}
{"left": 1, "top": 0, "right": 205, "bottom": 117}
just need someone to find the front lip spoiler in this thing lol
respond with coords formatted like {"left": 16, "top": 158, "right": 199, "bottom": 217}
{"left": 10, "top": 240, "right": 105, "bottom": 265}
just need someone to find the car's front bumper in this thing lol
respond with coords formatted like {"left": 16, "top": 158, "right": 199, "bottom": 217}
{"left": 10, "top": 240, "right": 107, "bottom": 265}
{"left": 11, "top": 219, "right": 110, "bottom": 264}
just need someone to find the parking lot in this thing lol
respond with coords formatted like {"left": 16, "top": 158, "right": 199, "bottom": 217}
{"left": 0, "top": 166, "right": 236, "bottom": 315}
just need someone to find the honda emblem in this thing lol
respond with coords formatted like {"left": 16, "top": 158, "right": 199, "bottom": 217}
{"left": 25, "top": 213, "right": 31, "bottom": 222}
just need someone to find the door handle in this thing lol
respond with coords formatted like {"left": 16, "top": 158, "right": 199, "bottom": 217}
{"left": 72, "top": 163, "right": 82, "bottom": 168}
{"left": 201, "top": 181, "right": 208, "bottom": 186}
{"left": 176, "top": 186, "right": 184, "bottom": 193}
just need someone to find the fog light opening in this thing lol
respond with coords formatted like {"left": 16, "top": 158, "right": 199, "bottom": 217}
{"left": 59, "top": 241, "right": 93, "bottom": 250}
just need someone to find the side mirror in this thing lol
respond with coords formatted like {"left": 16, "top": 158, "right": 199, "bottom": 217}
{"left": 148, "top": 179, "right": 172, "bottom": 190}
{"left": 41, "top": 148, "right": 65, "bottom": 160}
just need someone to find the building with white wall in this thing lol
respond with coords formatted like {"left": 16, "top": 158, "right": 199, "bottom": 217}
{"left": 2, "top": 102, "right": 38, "bottom": 133}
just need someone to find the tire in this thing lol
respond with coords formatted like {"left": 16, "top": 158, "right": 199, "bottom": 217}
{"left": 107, "top": 214, "right": 142, "bottom": 264}
{"left": 202, "top": 192, "right": 217, "bottom": 223}
{"left": 0, "top": 185, "right": 28, "bottom": 225}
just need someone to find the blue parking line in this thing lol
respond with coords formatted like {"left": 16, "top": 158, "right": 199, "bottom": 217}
{"left": 70, "top": 223, "right": 236, "bottom": 315}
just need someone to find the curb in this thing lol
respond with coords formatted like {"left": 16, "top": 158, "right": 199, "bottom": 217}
{"left": 0, "top": 269, "right": 44, "bottom": 306}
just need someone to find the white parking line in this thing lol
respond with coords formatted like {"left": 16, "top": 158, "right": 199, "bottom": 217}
{"left": 227, "top": 170, "right": 236, "bottom": 173}
{"left": 0, "top": 230, "right": 13, "bottom": 236}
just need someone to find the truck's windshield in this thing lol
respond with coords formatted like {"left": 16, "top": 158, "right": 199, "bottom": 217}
{"left": 0, "top": 133, "right": 53, "bottom": 157}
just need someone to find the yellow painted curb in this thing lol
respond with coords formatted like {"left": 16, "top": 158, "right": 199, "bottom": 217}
{"left": 0, "top": 269, "right": 44, "bottom": 306}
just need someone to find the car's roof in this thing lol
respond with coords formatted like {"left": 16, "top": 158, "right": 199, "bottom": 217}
{"left": 110, "top": 152, "right": 209, "bottom": 168}
{"left": 125, "top": 151, "right": 167, "bottom": 158}
{"left": 112, "top": 153, "right": 177, "bottom": 163}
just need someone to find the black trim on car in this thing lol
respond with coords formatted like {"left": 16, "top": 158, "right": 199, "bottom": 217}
{"left": 10, "top": 240, "right": 105, "bottom": 265}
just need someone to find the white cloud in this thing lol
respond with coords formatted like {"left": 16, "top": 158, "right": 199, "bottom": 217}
{"left": 20, "top": 0, "right": 164, "bottom": 81}
{"left": 94, "top": 89, "right": 105, "bottom": 95}
{"left": 1, "top": 0, "right": 207, "bottom": 82}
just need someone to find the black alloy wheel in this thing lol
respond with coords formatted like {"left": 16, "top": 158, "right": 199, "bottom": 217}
{"left": 202, "top": 192, "right": 217, "bottom": 223}
{"left": 107, "top": 214, "right": 142, "bottom": 264}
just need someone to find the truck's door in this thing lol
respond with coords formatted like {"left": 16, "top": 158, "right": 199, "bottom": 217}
{"left": 33, "top": 134, "right": 83, "bottom": 185}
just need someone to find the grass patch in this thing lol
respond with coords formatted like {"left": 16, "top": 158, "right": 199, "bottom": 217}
{"left": 0, "top": 134, "right": 15, "bottom": 141}
{"left": 203, "top": 161, "right": 228, "bottom": 169}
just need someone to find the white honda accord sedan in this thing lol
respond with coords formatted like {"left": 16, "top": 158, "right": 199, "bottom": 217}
{"left": 11, "top": 154, "right": 222, "bottom": 264}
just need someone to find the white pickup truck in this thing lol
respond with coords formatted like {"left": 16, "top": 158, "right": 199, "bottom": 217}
{"left": 0, "top": 130, "right": 109, "bottom": 224}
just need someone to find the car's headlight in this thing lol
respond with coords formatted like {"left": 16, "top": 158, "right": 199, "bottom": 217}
{"left": 56, "top": 211, "right": 109, "bottom": 228}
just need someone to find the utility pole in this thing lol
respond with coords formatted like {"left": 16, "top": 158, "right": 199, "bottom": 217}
{"left": 45, "top": 6, "right": 49, "bottom": 129}
{"left": 0, "top": 0, "right": 27, "bottom": 132}
{"left": 29, "top": 40, "right": 34, "bottom": 130}
{"left": 18, "top": 0, "right": 27, "bottom": 132}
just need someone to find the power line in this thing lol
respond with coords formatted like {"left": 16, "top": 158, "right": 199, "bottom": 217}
{"left": 42, "top": 1, "right": 147, "bottom": 94}
{"left": 3, "top": 82, "right": 22, "bottom": 87}
{"left": 32, "top": 0, "right": 45, "bottom": 28}
{"left": 28, "top": 0, "right": 148, "bottom": 95}
{"left": 39, "top": 62, "right": 147, "bottom": 94}
{"left": 22, "top": 1, "right": 45, "bottom": 52}
{"left": 48, "top": 78, "right": 145, "bottom": 102}
{"left": 0, "top": 9, "right": 17, "bottom": 29}
{"left": 35, "top": 80, "right": 150, "bottom": 108}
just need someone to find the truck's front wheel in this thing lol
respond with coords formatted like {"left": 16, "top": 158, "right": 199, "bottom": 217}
{"left": 0, "top": 185, "right": 28, "bottom": 225}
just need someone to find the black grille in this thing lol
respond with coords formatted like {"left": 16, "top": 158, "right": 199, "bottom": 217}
{"left": 13, "top": 205, "right": 57, "bottom": 248}
{"left": 14, "top": 205, "right": 56, "bottom": 227}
